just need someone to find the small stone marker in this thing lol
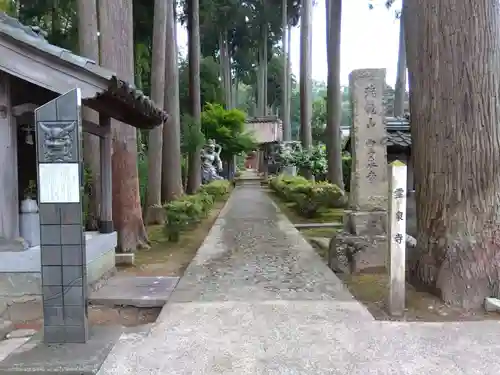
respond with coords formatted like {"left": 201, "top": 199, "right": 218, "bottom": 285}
{"left": 328, "top": 69, "right": 389, "bottom": 275}
{"left": 388, "top": 160, "right": 407, "bottom": 316}
{"left": 36, "top": 88, "right": 87, "bottom": 344}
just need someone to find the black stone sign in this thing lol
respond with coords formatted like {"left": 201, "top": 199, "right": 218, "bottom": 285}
{"left": 35, "top": 89, "right": 88, "bottom": 344}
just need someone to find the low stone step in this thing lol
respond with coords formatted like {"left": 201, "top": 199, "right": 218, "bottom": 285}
{"left": 485, "top": 297, "right": 500, "bottom": 312}
{"left": 294, "top": 222, "right": 343, "bottom": 229}
{"left": 6, "top": 329, "right": 37, "bottom": 339}
{"left": 89, "top": 276, "right": 180, "bottom": 308}
{"left": 0, "top": 320, "right": 13, "bottom": 340}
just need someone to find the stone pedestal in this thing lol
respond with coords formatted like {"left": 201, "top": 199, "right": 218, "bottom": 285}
{"left": 283, "top": 165, "right": 296, "bottom": 176}
{"left": 328, "top": 68, "right": 389, "bottom": 274}
{"left": 20, "top": 213, "right": 40, "bottom": 247}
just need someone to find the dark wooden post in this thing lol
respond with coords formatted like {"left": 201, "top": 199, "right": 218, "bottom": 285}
{"left": 99, "top": 114, "right": 113, "bottom": 233}
{"left": 35, "top": 88, "right": 88, "bottom": 344}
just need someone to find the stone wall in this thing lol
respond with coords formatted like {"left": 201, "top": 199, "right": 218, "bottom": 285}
{"left": 0, "top": 231, "right": 117, "bottom": 299}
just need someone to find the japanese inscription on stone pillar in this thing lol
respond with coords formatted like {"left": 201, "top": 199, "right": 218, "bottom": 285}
{"left": 35, "top": 88, "right": 87, "bottom": 344}
{"left": 388, "top": 161, "right": 407, "bottom": 317}
{"left": 348, "top": 69, "right": 388, "bottom": 211}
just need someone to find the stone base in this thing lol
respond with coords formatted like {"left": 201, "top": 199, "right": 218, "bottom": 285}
{"left": 0, "top": 232, "right": 117, "bottom": 323}
{"left": 19, "top": 212, "right": 40, "bottom": 247}
{"left": 328, "top": 231, "right": 387, "bottom": 274}
{"left": 115, "top": 253, "right": 135, "bottom": 266}
{"left": 0, "top": 296, "right": 42, "bottom": 323}
{"left": 485, "top": 297, "right": 500, "bottom": 312}
{"left": 0, "top": 326, "right": 123, "bottom": 375}
{"left": 344, "top": 210, "right": 387, "bottom": 236}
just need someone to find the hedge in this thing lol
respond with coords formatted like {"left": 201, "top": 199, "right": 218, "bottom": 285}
{"left": 164, "top": 180, "right": 231, "bottom": 241}
{"left": 269, "top": 175, "right": 345, "bottom": 218}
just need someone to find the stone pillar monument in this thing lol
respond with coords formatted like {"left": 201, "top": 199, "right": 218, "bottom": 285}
{"left": 35, "top": 88, "right": 88, "bottom": 344}
{"left": 328, "top": 69, "right": 389, "bottom": 274}
{"left": 348, "top": 69, "right": 388, "bottom": 211}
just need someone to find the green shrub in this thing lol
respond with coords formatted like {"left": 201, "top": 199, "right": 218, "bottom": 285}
{"left": 164, "top": 200, "right": 197, "bottom": 241}
{"left": 269, "top": 175, "right": 345, "bottom": 218}
{"left": 269, "top": 175, "right": 309, "bottom": 201}
{"left": 164, "top": 180, "right": 231, "bottom": 242}
{"left": 198, "top": 180, "right": 231, "bottom": 201}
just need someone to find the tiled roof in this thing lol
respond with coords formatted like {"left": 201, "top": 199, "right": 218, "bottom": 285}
{"left": 343, "top": 129, "right": 412, "bottom": 153}
{"left": 386, "top": 130, "right": 411, "bottom": 148}
{"left": 246, "top": 116, "right": 281, "bottom": 124}
{"left": 0, "top": 12, "right": 167, "bottom": 128}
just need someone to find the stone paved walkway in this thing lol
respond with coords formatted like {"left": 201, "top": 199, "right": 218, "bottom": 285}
{"left": 98, "top": 175, "right": 500, "bottom": 374}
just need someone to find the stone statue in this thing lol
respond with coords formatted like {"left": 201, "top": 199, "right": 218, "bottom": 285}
{"left": 200, "top": 139, "right": 223, "bottom": 184}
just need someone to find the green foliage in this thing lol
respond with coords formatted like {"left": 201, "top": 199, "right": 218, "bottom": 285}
{"left": 281, "top": 144, "right": 327, "bottom": 178}
{"left": 181, "top": 114, "right": 206, "bottom": 154}
{"left": 201, "top": 103, "right": 256, "bottom": 159}
{"left": 312, "top": 97, "right": 327, "bottom": 144}
{"left": 198, "top": 179, "right": 232, "bottom": 201}
{"left": 179, "top": 0, "right": 303, "bottom": 82}
{"left": 179, "top": 56, "right": 224, "bottom": 115}
{"left": 18, "top": 0, "right": 78, "bottom": 50}
{"left": 269, "top": 175, "right": 345, "bottom": 218}
{"left": 164, "top": 180, "right": 232, "bottom": 241}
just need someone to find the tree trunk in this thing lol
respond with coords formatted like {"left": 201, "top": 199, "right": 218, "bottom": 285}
{"left": 225, "top": 35, "right": 232, "bottom": 108}
{"left": 234, "top": 77, "right": 239, "bottom": 108}
{"left": 219, "top": 31, "right": 232, "bottom": 109}
{"left": 145, "top": 0, "right": 168, "bottom": 225}
{"left": 394, "top": 6, "right": 407, "bottom": 118}
{"left": 325, "top": 0, "right": 343, "bottom": 189}
{"left": 287, "top": 22, "right": 292, "bottom": 136}
{"left": 186, "top": 0, "right": 202, "bottom": 194}
{"left": 405, "top": 0, "right": 500, "bottom": 308}
{"left": 300, "top": 0, "right": 313, "bottom": 178}
{"left": 256, "top": 63, "right": 262, "bottom": 115}
{"left": 219, "top": 32, "right": 225, "bottom": 101}
{"left": 99, "top": 0, "right": 148, "bottom": 252}
{"left": 77, "top": 0, "right": 100, "bottom": 230}
{"left": 281, "top": 0, "right": 291, "bottom": 141}
{"left": 162, "top": 0, "right": 184, "bottom": 202}
{"left": 257, "top": 31, "right": 266, "bottom": 116}
{"left": 263, "top": 27, "right": 268, "bottom": 115}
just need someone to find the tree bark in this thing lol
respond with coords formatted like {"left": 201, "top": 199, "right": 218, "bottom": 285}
{"left": 263, "top": 27, "right": 268, "bottom": 115}
{"left": 287, "top": 21, "right": 292, "bottom": 135}
{"left": 405, "top": 0, "right": 500, "bottom": 308}
{"left": 77, "top": 0, "right": 100, "bottom": 230}
{"left": 162, "top": 0, "right": 184, "bottom": 202}
{"left": 224, "top": 33, "right": 232, "bottom": 108}
{"left": 145, "top": 0, "right": 168, "bottom": 225}
{"left": 186, "top": 0, "right": 202, "bottom": 194}
{"left": 257, "top": 26, "right": 267, "bottom": 117}
{"left": 99, "top": 0, "right": 148, "bottom": 252}
{"left": 281, "top": 0, "right": 291, "bottom": 141}
{"left": 219, "top": 31, "right": 232, "bottom": 109}
{"left": 325, "top": 0, "right": 343, "bottom": 189}
{"left": 394, "top": 6, "right": 407, "bottom": 118}
{"left": 300, "top": 0, "right": 313, "bottom": 178}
